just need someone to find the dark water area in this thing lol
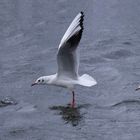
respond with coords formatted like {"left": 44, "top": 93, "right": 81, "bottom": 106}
{"left": 0, "top": 0, "right": 140, "bottom": 139}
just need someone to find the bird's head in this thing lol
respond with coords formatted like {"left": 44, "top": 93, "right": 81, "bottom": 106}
{"left": 31, "top": 76, "right": 48, "bottom": 86}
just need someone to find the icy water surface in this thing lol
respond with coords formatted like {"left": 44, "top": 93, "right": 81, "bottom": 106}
{"left": 0, "top": 0, "right": 140, "bottom": 139}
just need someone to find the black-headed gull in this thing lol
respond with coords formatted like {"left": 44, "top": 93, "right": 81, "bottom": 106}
{"left": 31, "top": 12, "right": 97, "bottom": 107}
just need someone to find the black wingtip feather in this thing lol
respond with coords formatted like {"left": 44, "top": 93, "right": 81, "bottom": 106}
{"left": 66, "top": 11, "right": 84, "bottom": 48}
{"left": 80, "top": 11, "right": 84, "bottom": 30}
{"left": 80, "top": 11, "right": 84, "bottom": 15}
{"left": 78, "top": 11, "right": 84, "bottom": 40}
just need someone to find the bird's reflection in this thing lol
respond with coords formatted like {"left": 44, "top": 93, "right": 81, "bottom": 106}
{"left": 49, "top": 104, "right": 90, "bottom": 126}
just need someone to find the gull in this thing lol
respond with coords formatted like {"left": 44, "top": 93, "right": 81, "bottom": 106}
{"left": 31, "top": 12, "right": 97, "bottom": 108}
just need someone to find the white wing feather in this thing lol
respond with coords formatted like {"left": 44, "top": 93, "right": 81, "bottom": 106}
{"left": 57, "top": 12, "right": 84, "bottom": 79}
{"left": 58, "top": 12, "right": 83, "bottom": 49}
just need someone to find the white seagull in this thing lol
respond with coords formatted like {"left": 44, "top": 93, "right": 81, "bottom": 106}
{"left": 31, "top": 12, "right": 97, "bottom": 108}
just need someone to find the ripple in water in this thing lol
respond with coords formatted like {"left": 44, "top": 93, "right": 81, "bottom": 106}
{"left": 103, "top": 49, "right": 133, "bottom": 60}
{"left": 111, "top": 99, "right": 140, "bottom": 107}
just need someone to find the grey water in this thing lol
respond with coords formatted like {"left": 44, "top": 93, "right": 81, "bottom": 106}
{"left": 0, "top": 0, "right": 140, "bottom": 139}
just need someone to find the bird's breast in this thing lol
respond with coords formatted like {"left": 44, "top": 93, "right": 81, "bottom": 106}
{"left": 53, "top": 79, "right": 76, "bottom": 89}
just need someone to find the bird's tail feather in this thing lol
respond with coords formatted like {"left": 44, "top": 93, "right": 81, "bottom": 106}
{"left": 78, "top": 74, "right": 97, "bottom": 87}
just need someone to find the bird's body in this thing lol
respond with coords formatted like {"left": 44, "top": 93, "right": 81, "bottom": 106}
{"left": 40, "top": 74, "right": 77, "bottom": 89}
{"left": 32, "top": 12, "right": 97, "bottom": 107}
{"left": 40, "top": 73, "right": 97, "bottom": 89}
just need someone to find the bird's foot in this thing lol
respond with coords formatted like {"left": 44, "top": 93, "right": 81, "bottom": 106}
{"left": 70, "top": 91, "right": 76, "bottom": 108}
{"left": 71, "top": 101, "right": 76, "bottom": 108}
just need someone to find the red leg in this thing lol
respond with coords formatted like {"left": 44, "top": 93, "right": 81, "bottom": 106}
{"left": 71, "top": 91, "right": 75, "bottom": 108}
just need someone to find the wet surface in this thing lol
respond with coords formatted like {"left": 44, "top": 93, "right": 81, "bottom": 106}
{"left": 0, "top": 0, "right": 140, "bottom": 139}
{"left": 50, "top": 104, "right": 90, "bottom": 127}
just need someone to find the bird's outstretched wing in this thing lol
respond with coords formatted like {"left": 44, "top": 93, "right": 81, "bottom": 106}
{"left": 57, "top": 12, "right": 84, "bottom": 79}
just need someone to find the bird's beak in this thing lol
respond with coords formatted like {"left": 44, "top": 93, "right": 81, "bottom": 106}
{"left": 136, "top": 87, "right": 140, "bottom": 91}
{"left": 31, "top": 83, "right": 37, "bottom": 87}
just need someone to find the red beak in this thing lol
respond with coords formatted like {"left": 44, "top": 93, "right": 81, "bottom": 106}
{"left": 31, "top": 83, "right": 36, "bottom": 86}
{"left": 136, "top": 87, "right": 140, "bottom": 91}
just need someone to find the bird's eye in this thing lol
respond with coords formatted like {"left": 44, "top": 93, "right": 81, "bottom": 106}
{"left": 42, "top": 79, "right": 44, "bottom": 82}
{"left": 38, "top": 80, "right": 40, "bottom": 82}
